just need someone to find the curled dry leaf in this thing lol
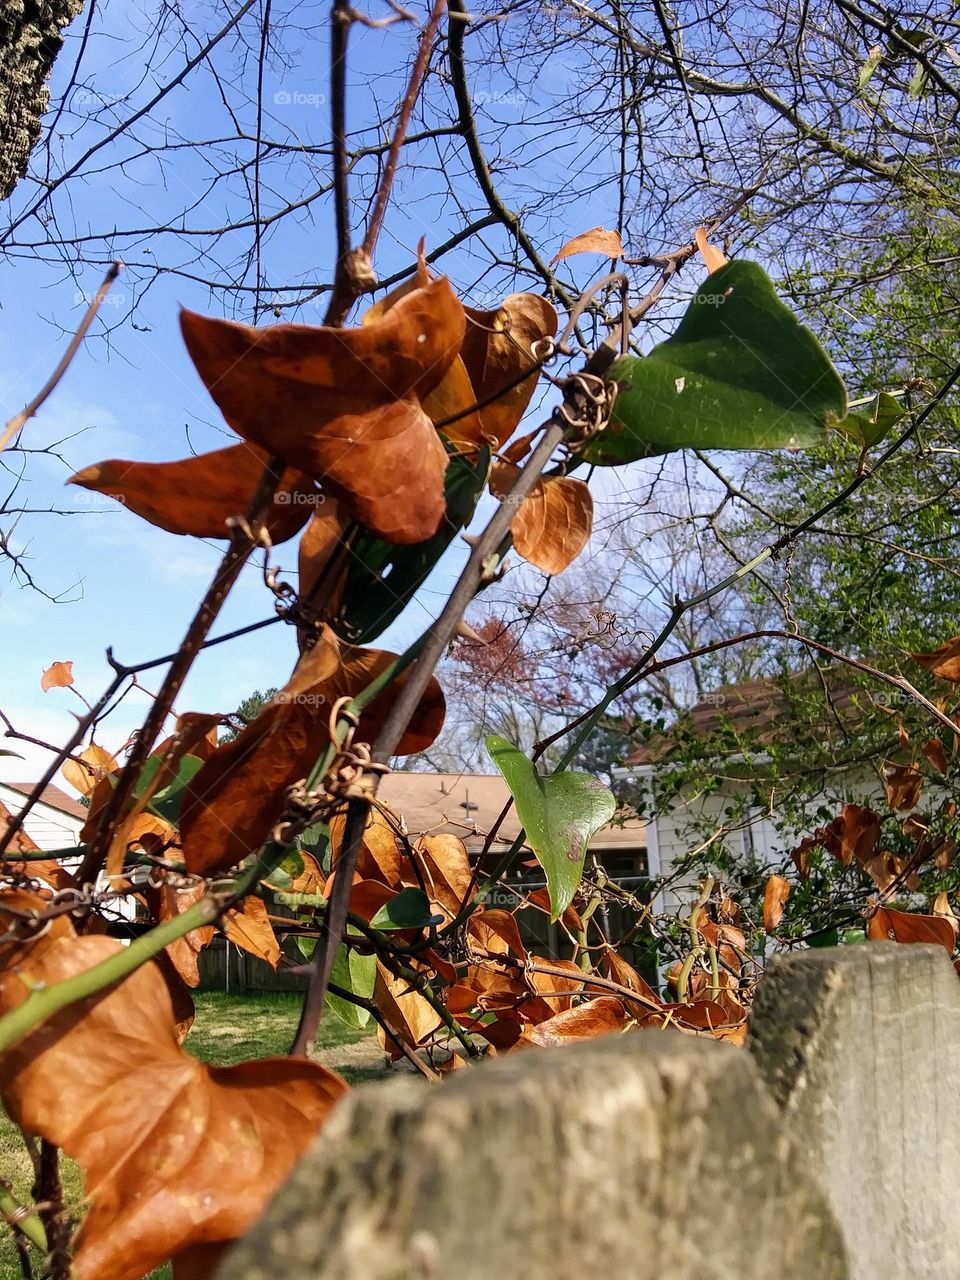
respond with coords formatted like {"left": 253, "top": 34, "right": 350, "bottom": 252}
{"left": 151, "top": 881, "right": 215, "bottom": 988}
{"left": 328, "top": 803, "right": 405, "bottom": 888}
{"left": 62, "top": 743, "right": 118, "bottom": 798}
{"left": 911, "top": 636, "right": 960, "bottom": 682}
{"left": 374, "top": 961, "right": 443, "bottom": 1059}
{"left": 489, "top": 463, "right": 593, "bottom": 574}
{"left": 40, "top": 660, "right": 74, "bottom": 691}
{"left": 297, "top": 500, "right": 351, "bottom": 638}
{"left": 179, "top": 627, "right": 445, "bottom": 876}
{"left": 180, "top": 278, "right": 466, "bottom": 544}
{"left": 818, "top": 803, "right": 881, "bottom": 867}
{"left": 867, "top": 903, "right": 956, "bottom": 954}
{"left": 69, "top": 445, "right": 320, "bottom": 543}
{"left": 883, "top": 761, "right": 923, "bottom": 811}
{"left": 551, "top": 227, "right": 624, "bottom": 263}
{"left": 519, "top": 996, "right": 631, "bottom": 1047}
{"left": 438, "top": 295, "right": 558, "bottom": 451}
{"left": 694, "top": 226, "right": 728, "bottom": 274}
{"left": 922, "top": 737, "right": 949, "bottom": 775}
{"left": 0, "top": 899, "right": 347, "bottom": 1280}
{"left": 222, "top": 894, "right": 281, "bottom": 969}
{"left": 408, "top": 833, "right": 474, "bottom": 919}
{"left": 762, "top": 873, "right": 790, "bottom": 933}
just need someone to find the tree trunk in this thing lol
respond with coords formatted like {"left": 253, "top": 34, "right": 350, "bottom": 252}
{"left": 1, "top": 0, "right": 84, "bottom": 200}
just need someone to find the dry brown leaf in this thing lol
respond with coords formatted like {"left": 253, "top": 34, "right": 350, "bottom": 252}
{"left": 40, "top": 660, "right": 74, "bottom": 691}
{"left": 152, "top": 881, "right": 215, "bottom": 988}
{"left": 818, "top": 804, "right": 882, "bottom": 867}
{"left": 296, "top": 500, "right": 351, "bottom": 633}
{"left": 694, "top": 226, "right": 728, "bottom": 274}
{"left": 489, "top": 463, "right": 593, "bottom": 574}
{"left": 62, "top": 743, "right": 118, "bottom": 798}
{"left": 524, "top": 886, "right": 584, "bottom": 934}
{"left": 180, "top": 278, "right": 466, "bottom": 544}
{"left": 528, "top": 959, "right": 584, "bottom": 1013}
{"left": 922, "top": 737, "right": 949, "bottom": 775}
{"left": 409, "top": 833, "right": 474, "bottom": 918}
{"left": 867, "top": 904, "right": 956, "bottom": 953}
{"left": 789, "top": 835, "right": 816, "bottom": 880}
{"left": 598, "top": 948, "right": 659, "bottom": 1005}
{"left": 762, "top": 873, "right": 790, "bottom": 933}
{"left": 69, "top": 445, "right": 319, "bottom": 543}
{"left": 911, "top": 636, "right": 960, "bottom": 682}
{"left": 551, "top": 227, "right": 624, "bottom": 263}
{"left": 179, "top": 627, "right": 445, "bottom": 876}
{"left": 328, "top": 803, "right": 405, "bottom": 888}
{"left": 223, "top": 895, "right": 281, "bottom": 968}
{"left": 0, "top": 903, "right": 347, "bottom": 1280}
{"left": 518, "top": 996, "right": 630, "bottom": 1046}
{"left": 374, "top": 960, "right": 443, "bottom": 1059}
{"left": 883, "top": 761, "right": 923, "bottom": 811}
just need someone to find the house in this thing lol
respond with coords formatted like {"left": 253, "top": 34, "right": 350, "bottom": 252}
{"left": 379, "top": 770, "right": 649, "bottom": 892}
{"left": 614, "top": 673, "right": 891, "bottom": 913}
{"left": 0, "top": 780, "right": 86, "bottom": 850}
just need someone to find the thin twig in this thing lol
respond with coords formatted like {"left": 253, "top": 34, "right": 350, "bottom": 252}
{"left": 0, "top": 263, "right": 121, "bottom": 454}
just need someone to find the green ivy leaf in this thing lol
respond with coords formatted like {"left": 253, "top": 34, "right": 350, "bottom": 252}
{"left": 859, "top": 45, "right": 885, "bottom": 90}
{"left": 134, "top": 754, "right": 204, "bottom": 824}
{"left": 486, "top": 735, "right": 616, "bottom": 919}
{"left": 333, "top": 445, "right": 489, "bottom": 645}
{"left": 581, "top": 260, "right": 853, "bottom": 464}
{"left": 838, "top": 391, "right": 905, "bottom": 448}
{"left": 369, "top": 886, "right": 439, "bottom": 931}
{"left": 326, "top": 944, "right": 376, "bottom": 1029}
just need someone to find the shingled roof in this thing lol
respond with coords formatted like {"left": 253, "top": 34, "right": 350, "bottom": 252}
{"left": 625, "top": 673, "right": 866, "bottom": 767}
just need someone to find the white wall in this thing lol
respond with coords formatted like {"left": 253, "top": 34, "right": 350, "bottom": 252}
{"left": 0, "top": 784, "right": 83, "bottom": 850}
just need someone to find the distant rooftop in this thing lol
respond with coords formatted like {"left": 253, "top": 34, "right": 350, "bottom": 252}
{"left": 626, "top": 673, "right": 865, "bottom": 767}
{"left": 0, "top": 781, "right": 87, "bottom": 821}
{"left": 378, "top": 771, "right": 644, "bottom": 850}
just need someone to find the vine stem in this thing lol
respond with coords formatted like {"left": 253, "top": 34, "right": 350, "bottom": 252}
{"left": 0, "top": 899, "right": 217, "bottom": 1056}
{"left": 290, "top": 417, "right": 567, "bottom": 1053}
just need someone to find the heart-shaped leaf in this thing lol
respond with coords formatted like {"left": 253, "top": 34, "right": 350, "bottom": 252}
{"left": 0, "top": 894, "right": 347, "bottom": 1280}
{"left": 581, "top": 260, "right": 853, "bottom": 463}
{"left": 486, "top": 735, "right": 616, "bottom": 919}
{"left": 489, "top": 464, "right": 592, "bottom": 574}
{"left": 179, "top": 628, "right": 445, "bottom": 876}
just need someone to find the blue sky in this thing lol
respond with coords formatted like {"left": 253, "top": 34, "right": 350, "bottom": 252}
{"left": 0, "top": 1, "right": 597, "bottom": 785}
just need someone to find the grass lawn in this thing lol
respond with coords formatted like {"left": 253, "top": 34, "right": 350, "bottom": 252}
{"left": 1, "top": 991, "right": 386, "bottom": 1279}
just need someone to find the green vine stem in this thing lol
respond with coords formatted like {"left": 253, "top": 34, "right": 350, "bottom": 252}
{"left": 0, "top": 1183, "right": 47, "bottom": 1253}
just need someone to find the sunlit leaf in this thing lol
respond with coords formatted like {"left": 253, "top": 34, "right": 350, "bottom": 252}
{"left": 762, "top": 873, "right": 790, "bottom": 933}
{"left": 694, "top": 226, "right": 727, "bottom": 273}
{"left": 327, "top": 944, "right": 376, "bottom": 1029}
{"left": 912, "top": 636, "right": 960, "bottom": 682}
{"left": 867, "top": 904, "right": 955, "bottom": 953}
{"left": 489, "top": 464, "right": 593, "bottom": 574}
{"left": 486, "top": 736, "right": 616, "bottom": 919}
{"left": 519, "top": 996, "right": 631, "bottom": 1046}
{"left": 180, "top": 278, "right": 466, "bottom": 544}
{"left": 40, "top": 660, "right": 74, "bottom": 692}
{"left": 180, "top": 628, "right": 445, "bottom": 875}
{"left": 223, "top": 895, "right": 281, "bottom": 968}
{"left": 551, "top": 227, "right": 624, "bottom": 263}
{"left": 374, "top": 960, "right": 442, "bottom": 1058}
{"left": 922, "top": 737, "right": 949, "bottom": 775}
{"left": 62, "top": 743, "right": 118, "bottom": 798}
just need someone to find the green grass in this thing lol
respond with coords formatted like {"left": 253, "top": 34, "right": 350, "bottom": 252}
{"left": 1, "top": 991, "right": 385, "bottom": 1279}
